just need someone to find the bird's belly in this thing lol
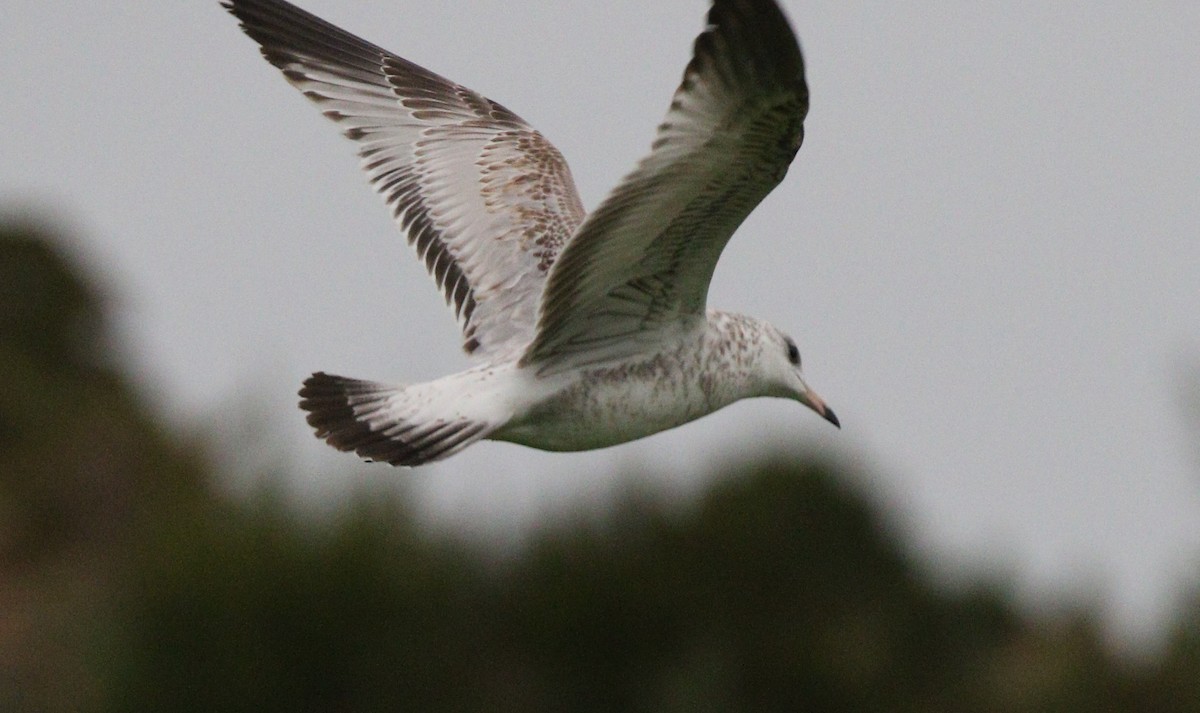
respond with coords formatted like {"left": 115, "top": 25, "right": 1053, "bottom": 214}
{"left": 492, "top": 363, "right": 719, "bottom": 452}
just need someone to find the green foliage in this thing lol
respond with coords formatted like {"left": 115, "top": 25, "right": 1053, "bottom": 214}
{"left": 3, "top": 220, "right": 1199, "bottom": 712}
{"left": 115, "top": 493, "right": 489, "bottom": 712}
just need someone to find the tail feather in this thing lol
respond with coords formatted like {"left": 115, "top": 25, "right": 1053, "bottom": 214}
{"left": 299, "top": 372, "right": 494, "bottom": 466}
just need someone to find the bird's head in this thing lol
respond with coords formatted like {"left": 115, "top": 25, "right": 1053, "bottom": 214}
{"left": 759, "top": 326, "right": 840, "bottom": 429}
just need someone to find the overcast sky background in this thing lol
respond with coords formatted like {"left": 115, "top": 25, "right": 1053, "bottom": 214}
{"left": 3, "top": 1, "right": 1198, "bottom": 649}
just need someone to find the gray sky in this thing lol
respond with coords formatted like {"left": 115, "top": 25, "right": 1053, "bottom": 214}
{"left": 4, "top": 1, "right": 1199, "bottom": 648}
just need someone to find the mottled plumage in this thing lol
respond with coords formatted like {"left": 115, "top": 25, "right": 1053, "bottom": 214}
{"left": 224, "top": 0, "right": 839, "bottom": 466}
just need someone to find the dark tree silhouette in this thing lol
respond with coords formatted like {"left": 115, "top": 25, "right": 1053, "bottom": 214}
{"left": 2, "top": 219, "right": 1198, "bottom": 712}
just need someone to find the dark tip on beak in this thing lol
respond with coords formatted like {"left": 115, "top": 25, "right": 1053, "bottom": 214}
{"left": 823, "top": 406, "right": 840, "bottom": 429}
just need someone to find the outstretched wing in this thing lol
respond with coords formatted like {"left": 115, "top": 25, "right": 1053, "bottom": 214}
{"left": 523, "top": 0, "right": 808, "bottom": 371}
{"left": 225, "top": 0, "right": 585, "bottom": 358}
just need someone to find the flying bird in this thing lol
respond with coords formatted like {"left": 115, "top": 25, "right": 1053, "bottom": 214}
{"left": 224, "top": 0, "right": 839, "bottom": 466}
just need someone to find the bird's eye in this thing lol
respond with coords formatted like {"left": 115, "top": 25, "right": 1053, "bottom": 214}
{"left": 785, "top": 338, "right": 801, "bottom": 366}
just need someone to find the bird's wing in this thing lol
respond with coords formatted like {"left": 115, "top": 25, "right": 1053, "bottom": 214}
{"left": 522, "top": 0, "right": 807, "bottom": 372}
{"left": 225, "top": 0, "right": 585, "bottom": 359}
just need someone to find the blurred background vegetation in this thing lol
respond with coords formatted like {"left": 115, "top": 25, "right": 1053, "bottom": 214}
{"left": 2, "top": 219, "right": 1198, "bottom": 712}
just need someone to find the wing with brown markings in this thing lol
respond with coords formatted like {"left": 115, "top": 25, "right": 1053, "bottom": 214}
{"left": 225, "top": 0, "right": 585, "bottom": 358}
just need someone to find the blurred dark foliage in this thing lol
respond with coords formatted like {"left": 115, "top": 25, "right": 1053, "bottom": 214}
{"left": 2, "top": 221, "right": 1199, "bottom": 712}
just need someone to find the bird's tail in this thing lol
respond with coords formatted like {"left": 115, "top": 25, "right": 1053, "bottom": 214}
{"left": 299, "top": 371, "right": 497, "bottom": 467}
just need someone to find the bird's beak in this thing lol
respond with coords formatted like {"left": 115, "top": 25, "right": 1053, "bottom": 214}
{"left": 802, "top": 389, "right": 840, "bottom": 429}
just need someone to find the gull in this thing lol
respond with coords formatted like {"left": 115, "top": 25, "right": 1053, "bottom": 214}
{"left": 224, "top": 0, "right": 840, "bottom": 467}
